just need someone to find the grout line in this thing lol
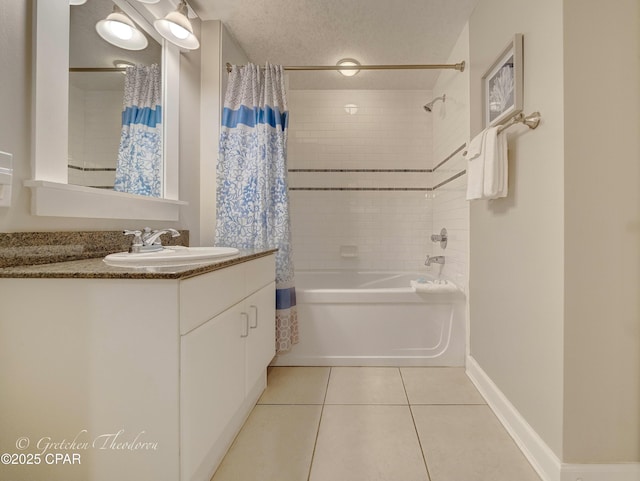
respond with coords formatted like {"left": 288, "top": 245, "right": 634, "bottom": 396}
{"left": 399, "top": 368, "right": 433, "bottom": 481}
{"left": 306, "top": 367, "right": 332, "bottom": 481}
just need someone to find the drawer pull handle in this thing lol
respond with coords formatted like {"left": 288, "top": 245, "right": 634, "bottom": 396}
{"left": 240, "top": 312, "right": 249, "bottom": 338}
{"left": 249, "top": 305, "right": 258, "bottom": 329}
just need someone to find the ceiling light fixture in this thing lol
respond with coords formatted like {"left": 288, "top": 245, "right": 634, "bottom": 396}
{"left": 69, "top": 0, "right": 88, "bottom": 5}
{"left": 114, "top": 60, "right": 136, "bottom": 74}
{"left": 154, "top": 0, "right": 200, "bottom": 50}
{"left": 95, "top": 5, "right": 149, "bottom": 50}
{"left": 135, "top": 0, "right": 161, "bottom": 3}
{"left": 337, "top": 58, "right": 360, "bottom": 77}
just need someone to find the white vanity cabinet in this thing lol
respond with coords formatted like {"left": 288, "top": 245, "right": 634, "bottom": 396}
{"left": 0, "top": 253, "right": 275, "bottom": 481}
{"left": 179, "top": 257, "right": 275, "bottom": 481}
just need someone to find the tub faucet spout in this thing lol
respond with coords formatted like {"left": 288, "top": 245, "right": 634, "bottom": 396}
{"left": 424, "top": 255, "right": 445, "bottom": 266}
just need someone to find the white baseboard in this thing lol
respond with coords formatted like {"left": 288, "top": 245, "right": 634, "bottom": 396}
{"left": 560, "top": 464, "right": 640, "bottom": 481}
{"left": 466, "top": 356, "right": 640, "bottom": 481}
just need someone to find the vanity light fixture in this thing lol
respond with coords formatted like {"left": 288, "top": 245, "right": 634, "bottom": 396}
{"left": 96, "top": 5, "right": 149, "bottom": 50}
{"left": 153, "top": 0, "right": 200, "bottom": 50}
{"left": 337, "top": 58, "right": 361, "bottom": 77}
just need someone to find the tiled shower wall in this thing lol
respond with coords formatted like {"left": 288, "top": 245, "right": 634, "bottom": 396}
{"left": 68, "top": 83, "right": 121, "bottom": 189}
{"left": 288, "top": 90, "right": 436, "bottom": 271}
{"left": 430, "top": 25, "right": 470, "bottom": 289}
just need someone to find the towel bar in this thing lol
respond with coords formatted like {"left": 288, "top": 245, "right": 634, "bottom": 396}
{"left": 497, "top": 111, "right": 541, "bottom": 134}
{"left": 462, "top": 111, "right": 541, "bottom": 156}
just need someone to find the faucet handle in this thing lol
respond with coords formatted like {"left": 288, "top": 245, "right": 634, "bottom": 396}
{"left": 123, "top": 230, "right": 143, "bottom": 251}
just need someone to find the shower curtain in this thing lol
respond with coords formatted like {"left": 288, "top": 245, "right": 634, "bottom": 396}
{"left": 114, "top": 64, "right": 163, "bottom": 197}
{"left": 216, "top": 63, "right": 298, "bottom": 353}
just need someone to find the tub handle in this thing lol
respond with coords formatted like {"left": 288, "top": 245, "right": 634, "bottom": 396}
{"left": 240, "top": 312, "right": 249, "bottom": 338}
{"left": 249, "top": 305, "right": 258, "bottom": 329}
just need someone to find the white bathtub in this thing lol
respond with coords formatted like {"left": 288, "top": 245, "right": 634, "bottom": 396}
{"left": 272, "top": 270, "right": 466, "bottom": 367}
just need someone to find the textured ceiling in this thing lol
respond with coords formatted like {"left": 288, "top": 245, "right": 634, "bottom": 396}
{"left": 188, "top": 0, "right": 479, "bottom": 89}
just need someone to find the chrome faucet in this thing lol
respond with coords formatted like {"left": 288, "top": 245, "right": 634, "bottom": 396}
{"left": 142, "top": 227, "right": 180, "bottom": 246}
{"left": 124, "top": 227, "right": 180, "bottom": 253}
{"left": 424, "top": 255, "right": 445, "bottom": 267}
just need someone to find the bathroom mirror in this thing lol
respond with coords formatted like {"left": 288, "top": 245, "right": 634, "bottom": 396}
{"left": 28, "top": 0, "right": 184, "bottom": 220}
{"left": 68, "top": 0, "right": 162, "bottom": 192}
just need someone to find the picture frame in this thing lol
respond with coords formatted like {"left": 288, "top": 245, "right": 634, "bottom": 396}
{"left": 482, "top": 33, "right": 523, "bottom": 127}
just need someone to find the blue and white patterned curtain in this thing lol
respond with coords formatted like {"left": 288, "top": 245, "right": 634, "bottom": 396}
{"left": 216, "top": 63, "right": 298, "bottom": 353}
{"left": 114, "top": 64, "right": 162, "bottom": 197}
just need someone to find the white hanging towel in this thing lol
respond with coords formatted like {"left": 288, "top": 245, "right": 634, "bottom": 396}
{"left": 464, "top": 129, "right": 488, "bottom": 200}
{"left": 465, "top": 126, "right": 508, "bottom": 200}
{"left": 482, "top": 127, "right": 508, "bottom": 198}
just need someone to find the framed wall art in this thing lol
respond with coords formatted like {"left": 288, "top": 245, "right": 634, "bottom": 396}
{"left": 482, "top": 33, "right": 523, "bottom": 127}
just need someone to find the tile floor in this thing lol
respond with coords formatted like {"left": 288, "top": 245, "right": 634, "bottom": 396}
{"left": 211, "top": 367, "right": 542, "bottom": 481}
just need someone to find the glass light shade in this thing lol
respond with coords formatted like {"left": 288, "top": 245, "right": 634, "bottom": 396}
{"left": 135, "top": 0, "right": 161, "bottom": 3}
{"left": 153, "top": 2, "right": 199, "bottom": 50}
{"left": 337, "top": 58, "right": 360, "bottom": 77}
{"left": 69, "top": 0, "right": 88, "bottom": 5}
{"left": 96, "top": 9, "right": 148, "bottom": 51}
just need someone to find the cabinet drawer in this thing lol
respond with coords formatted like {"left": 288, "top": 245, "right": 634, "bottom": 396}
{"left": 245, "top": 254, "right": 276, "bottom": 296}
{"left": 180, "top": 264, "right": 245, "bottom": 335}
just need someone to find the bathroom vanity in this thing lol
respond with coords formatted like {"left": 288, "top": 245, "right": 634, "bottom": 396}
{"left": 0, "top": 250, "right": 276, "bottom": 481}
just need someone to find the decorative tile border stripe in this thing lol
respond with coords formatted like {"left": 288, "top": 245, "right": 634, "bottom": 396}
{"left": 290, "top": 187, "right": 432, "bottom": 191}
{"left": 289, "top": 169, "right": 432, "bottom": 173}
{"left": 432, "top": 143, "right": 467, "bottom": 172}
{"left": 68, "top": 165, "right": 116, "bottom": 172}
{"left": 432, "top": 170, "right": 466, "bottom": 190}
{"left": 289, "top": 170, "right": 466, "bottom": 192}
{"left": 288, "top": 143, "right": 466, "bottom": 175}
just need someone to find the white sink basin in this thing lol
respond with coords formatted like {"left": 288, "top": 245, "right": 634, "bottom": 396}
{"left": 104, "top": 246, "right": 240, "bottom": 267}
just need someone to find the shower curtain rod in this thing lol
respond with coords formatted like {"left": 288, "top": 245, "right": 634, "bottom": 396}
{"left": 225, "top": 61, "right": 465, "bottom": 73}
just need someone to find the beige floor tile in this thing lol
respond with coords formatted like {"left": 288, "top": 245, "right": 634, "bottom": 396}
{"left": 412, "top": 405, "right": 541, "bottom": 481}
{"left": 211, "top": 405, "right": 322, "bottom": 481}
{"left": 258, "top": 366, "right": 330, "bottom": 404}
{"left": 401, "top": 367, "right": 486, "bottom": 405}
{"left": 309, "top": 405, "right": 429, "bottom": 481}
{"left": 325, "top": 367, "right": 408, "bottom": 404}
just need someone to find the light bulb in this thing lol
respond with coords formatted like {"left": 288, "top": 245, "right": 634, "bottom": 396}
{"left": 168, "top": 22, "right": 190, "bottom": 40}
{"left": 108, "top": 21, "right": 134, "bottom": 40}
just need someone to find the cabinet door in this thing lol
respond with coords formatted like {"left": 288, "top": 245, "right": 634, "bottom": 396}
{"left": 180, "top": 303, "right": 246, "bottom": 481}
{"left": 245, "top": 282, "right": 276, "bottom": 394}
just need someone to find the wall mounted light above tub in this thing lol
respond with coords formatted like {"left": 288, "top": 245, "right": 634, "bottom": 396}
{"left": 154, "top": 0, "right": 200, "bottom": 50}
{"left": 344, "top": 103, "right": 358, "bottom": 115}
{"left": 337, "top": 58, "right": 361, "bottom": 77}
{"left": 96, "top": 5, "right": 149, "bottom": 50}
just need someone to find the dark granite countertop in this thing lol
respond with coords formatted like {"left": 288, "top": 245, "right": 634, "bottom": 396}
{"left": 0, "top": 249, "right": 277, "bottom": 280}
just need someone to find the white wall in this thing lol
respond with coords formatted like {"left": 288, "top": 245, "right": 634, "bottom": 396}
{"left": 469, "top": 0, "right": 566, "bottom": 459}
{"left": 469, "top": 0, "right": 640, "bottom": 468}
{"left": 188, "top": 21, "right": 249, "bottom": 246}
{"left": 288, "top": 90, "right": 435, "bottom": 271}
{"left": 562, "top": 0, "right": 639, "bottom": 463}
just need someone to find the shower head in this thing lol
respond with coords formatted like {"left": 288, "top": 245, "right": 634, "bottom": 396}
{"left": 423, "top": 94, "right": 446, "bottom": 112}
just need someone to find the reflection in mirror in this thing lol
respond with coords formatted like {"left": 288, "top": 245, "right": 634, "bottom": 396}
{"left": 68, "top": 0, "right": 162, "bottom": 196}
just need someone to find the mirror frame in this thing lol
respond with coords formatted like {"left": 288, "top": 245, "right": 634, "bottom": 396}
{"left": 27, "top": 0, "right": 186, "bottom": 220}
